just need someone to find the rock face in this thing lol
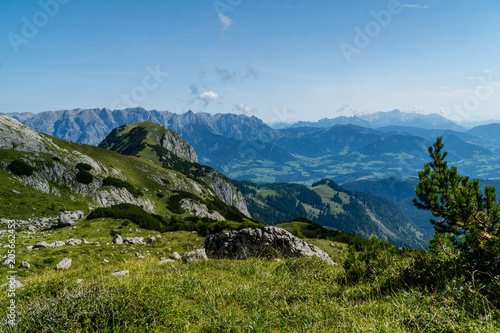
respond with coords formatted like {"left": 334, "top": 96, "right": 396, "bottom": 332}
{"left": 204, "top": 227, "right": 335, "bottom": 265}
{"left": 182, "top": 249, "right": 208, "bottom": 263}
{"left": 58, "top": 211, "right": 84, "bottom": 227}
{"left": 0, "top": 114, "right": 58, "bottom": 153}
{"left": 180, "top": 199, "right": 225, "bottom": 221}
{"left": 160, "top": 129, "right": 198, "bottom": 163}
{"left": 56, "top": 258, "right": 72, "bottom": 270}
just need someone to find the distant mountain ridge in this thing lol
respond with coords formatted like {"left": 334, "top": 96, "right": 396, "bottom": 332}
{"left": 5, "top": 108, "right": 500, "bottom": 184}
{"left": 284, "top": 110, "right": 466, "bottom": 131}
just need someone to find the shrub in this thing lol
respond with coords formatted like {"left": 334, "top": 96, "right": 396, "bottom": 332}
{"left": 87, "top": 203, "right": 167, "bottom": 232}
{"left": 76, "top": 170, "right": 93, "bottom": 184}
{"left": 77, "top": 163, "right": 92, "bottom": 171}
{"left": 102, "top": 177, "right": 143, "bottom": 197}
{"left": 8, "top": 159, "right": 35, "bottom": 176}
{"left": 76, "top": 163, "right": 93, "bottom": 184}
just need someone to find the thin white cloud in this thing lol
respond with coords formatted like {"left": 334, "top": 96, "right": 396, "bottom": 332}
{"left": 403, "top": 4, "right": 429, "bottom": 9}
{"left": 218, "top": 13, "right": 233, "bottom": 30}
{"left": 233, "top": 102, "right": 257, "bottom": 115}
{"left": 199, "top": 91, "right": 219, "bottom": 102}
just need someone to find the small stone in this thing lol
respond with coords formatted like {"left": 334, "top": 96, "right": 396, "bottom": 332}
{"left": 1, "top": 278, "right": 24, "bottom": 289}
{"left": 169, "top": 252, "right": 181, "bottom": 260}
{"left": 146, "top": 236, "right": 156, "bottom": 244}
{"left": 51, "top": 241, "right": 66, "bottom": 248}
{"left": 182, "top": 249, "right": 208, "bottom": 263}
{"left": 111, "top": 270, "right": 129, "bottom": 277}
{"left": 112, "top": 234, "right": 123, "bottom": 244}
{"left": 102, "top": 258, "right": 109, "bottom": 264}
{"left": 21, "top": 260, "right": 31, "bottom": 269}
{"left": 83, "top": 239, "right": 90, "bottom": 244}
{"left": 2, "top": 258, "right": 14, "bottom": 266}
{"left": 158, "top": 259, "right": 175, "bottom": 265}
{"left": 76, "top": 279, "right": 84, "bottom": 284}
{"left": 33, "top": 241, "right": 50, "bottom": 249}
{"left": 330, "top": 243, "right": 336, "bottom": 248}
{"left": 135, "top": 252, "right": 146, "bottom": 259}
{"left": 65, "top": 239, "right": 82, "bottom": 246}
{"left": 56, "top": 258, "right": 72, "bottom": 270}
{"left": 23, "top": 246, "right": 33, "bottom": 252}
{"left": 11, "top": 190, "right": 21, "bottom": 195}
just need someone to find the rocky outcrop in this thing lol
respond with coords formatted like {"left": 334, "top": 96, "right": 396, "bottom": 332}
{"left": 0, "top": 115, "right": 59, "bottom": 153}
{"left": 91, "top": 187, "right": 155, "bottom": 213}
{"left": 205, "top": 172, "right": 251, "bottom": 218}
{"left": 160, "top": 130, "right": 198, "bottom": 163}
{"left": 204, "top": 227, "right": 335, "bottom": 265}
{"left": 180, "top": 199, "right": 225, "bottom": 221}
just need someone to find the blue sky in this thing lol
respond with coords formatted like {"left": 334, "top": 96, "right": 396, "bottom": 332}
{"left": 1, "top": 0, "right": 500, "bottom": 123}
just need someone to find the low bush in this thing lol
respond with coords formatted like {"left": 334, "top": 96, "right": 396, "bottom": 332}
{"left": 76, "top": 163, "right": 93, "bottom": 184}
{"left": 102, "top": 177, "right": 143, "bottom": 197}
{"left": 8, "top": 159, "right": 35, "bottom": 176}
{"left": 87, "top": 203, "right": 167, "bottom": 232}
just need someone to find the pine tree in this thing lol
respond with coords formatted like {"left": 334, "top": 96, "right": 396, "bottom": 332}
{"left": 413, "top": 137, "right": 500, "bottom": 275}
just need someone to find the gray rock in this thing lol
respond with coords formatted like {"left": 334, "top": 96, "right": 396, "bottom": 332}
{"left": 146, "top": 236, "right": 156, "bottom": 244}
{"left": 2, "top": 258, "right": 14, "bottom": 266}
{"left": 56, "top": 258, "right": 72, "bottom": 270}
{"left": 330, "top": 243, "right": 336, "bottom": 248}
{"left": 76, "top": 279, "right": 84, "bottom": 284}
{"left": 51, "top": 241, "right": 66, "bottom": 248}
{"left": 102, "top": 258, "right": 109, "bottom": 264}
{"left": 83, "top": 239, "right": 90, "bottom": 244}
{"left": 169, "top": 252, "right": 181, "bottom": 260}
{"left": 65, "top": 239, "right": 82, "bottom": 246}
{"left": 182, "top": 248, "right": 208, "bottom": 263}
{"left": 204, "top": 226, "right": 336, "bottom": 265}
{"left": 1, "top": 278, "right": 24, "bottom": 289}
{"left": 112, "top": 234, "right": 123, "bottom": 244}
{"left": 57, "top": 211, "right": 83, "bottom": 227}
{"left": 158, "top": 259, "right": 176, "bottom": 265}
{"left": 123, "top": 237, "right": 144, "bottom": 245}
{"left": 21, "top": 260, "right": 31, "bottom": 269}
{"left": 160, "top": 129, "right": 198, "bottom": 163}
{"left": 33, "top": 241, "right": 50, "bottom": 249}
{"left": 23, "top": 246, "right": 33, "bottom": 252}
{"left": 111, "top": 270, "right": 129, "bottom": 277}
{"left": 180, "top": 199, "right": 225, "bottom": 221}
{"left": 11, "top": 189, "right": 21, "bottom": 195}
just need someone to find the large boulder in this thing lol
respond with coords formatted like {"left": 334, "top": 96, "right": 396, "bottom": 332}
{"left": 58, "top": 211, "right": 84, "bottom": 227}
{"left": 204, "top": 227, "right": 335, "bottom": 265}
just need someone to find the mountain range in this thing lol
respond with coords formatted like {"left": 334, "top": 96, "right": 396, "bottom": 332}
{"left": 0, "top": 115, "right": 425, "bottom": 248}
{"left": 5, "top": 108, "right": 500, "bottom": 185}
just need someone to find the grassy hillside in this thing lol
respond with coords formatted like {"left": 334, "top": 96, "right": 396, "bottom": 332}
{"left": 236, "top": 179, "right": 426, "bottom": 248}
{"left": 1, "top": 224, "right": 498, "bottom": 332}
